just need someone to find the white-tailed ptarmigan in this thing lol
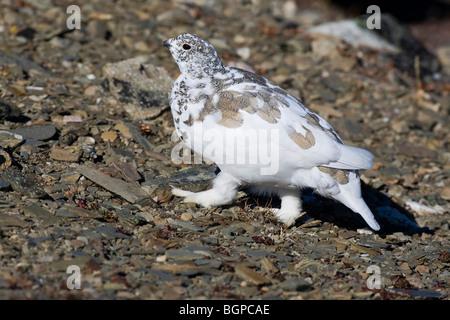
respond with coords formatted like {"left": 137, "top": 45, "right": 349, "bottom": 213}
{"left": 163, "top": 33, "right": 380, "bottom": 231}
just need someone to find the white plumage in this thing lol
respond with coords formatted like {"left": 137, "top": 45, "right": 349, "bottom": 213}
{"left": 164, "top": 33, "right": 380, "bottom": 231}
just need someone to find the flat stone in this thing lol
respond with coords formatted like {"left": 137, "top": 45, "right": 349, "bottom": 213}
{"left": 280, "top": 277, "right": 312, "bottom": 291}
{"left": 76, "top": 164, "right": 149, "bottom": 203}
{"left": 48, "top": 256, "right": 101, "bottom": 272}
{"left": 102, "top": 58, "right": 173, "bottom": 120}
{"left": 95, "top": 225, "right": 131, "bottom": 239}
{"left": 195, "top": 259, "right": 223, "bottom": 269}
{"left": 169, "top": 220, "right": 204, "bottom": 233}
{"left": 49, "top": 148, "right": 80, "bottom": 162}
{"left": 103, "top": 282, "right": 127, "bottom": 291}
{"left": 120, "top": 121, "right": 153, "bottom": 150}
{"left": 201, "top": 237, "right": 219, "bottom": 246}
{"left": 11, "top": 125, "right": 56, "bottom": 141}
{"left": 0, "top": 131, "right": 23, "bottom": 149}
{"left": 308, "top": 19, "right": 398, "bottom": 52}
{"left": 0, "top": 213, "right": 29, "bottom": 227}
{"left": 60, "top": 172, "right": 81, "bottom": 183}
{"left": 7, "top": 84, "right": 27, "bottom": 96}
{"left": 233, "top": 264, "right": 270, "bottom": 285}
{"left": 101, "top": 131, "right": 117, "bottom": 142}
{"left": 151, "top": 262, "right": 218, "bottom": 276}
{"left": 0, "top": 98, "right": 20, "bottom": 120}
{"left": 246, "top": 249, "right": 269, "bottom": 258}
{"left": 148, "top": 269, "right": 177, "bottom": 282}
{"left": 0, "top": 179, "right": 11, "bottom": 191}
{"left": 22, "top": 204, "right": 59, "bottom": 225}
{"left": 234, "top": 236, "right": 254, "bottom": 244}
{"left": 105, "top": 161, "right": 141, "bottom": 183}
{"left": 143, "top": 164, "right": 217, "bottom": 194}
{"left": 3, "top": 168, "right": 46, "bottom": 198}
{"left": 57, "top": 203, "right": 103, "bottom": 219}
{"left": 166, "top": 248, "right": 207, "bottom": 260}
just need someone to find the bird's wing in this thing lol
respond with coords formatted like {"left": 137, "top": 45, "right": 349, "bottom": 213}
{"left": 214, "top": 68, "right": 374, "bottom": 170}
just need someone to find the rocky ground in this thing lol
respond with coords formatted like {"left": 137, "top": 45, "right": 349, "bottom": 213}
{"left": 0, "top": 0, "right": 449, "bottom": 300}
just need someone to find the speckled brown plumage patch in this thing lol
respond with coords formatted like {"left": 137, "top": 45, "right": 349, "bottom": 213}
{"left": 181, "top": 68, "right": 290, "bottom": 128}
{"left": 305, "top": 112, "right": 342, "bottom": 144}
{"left": 183, "top": 113, "right": 194, "bottom": 126}
{"left": 317, "top": 166, "right": 349, "bottom": 184}
{"left": 288, "top": 127, "right": 316, "bottom": 149}
{"left": 193, "top": 86, "right": 287, "bottom": 128}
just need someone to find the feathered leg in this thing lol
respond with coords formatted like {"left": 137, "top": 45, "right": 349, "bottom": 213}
{"left": 172, "top": 171, "right": 240, "bottom": 207}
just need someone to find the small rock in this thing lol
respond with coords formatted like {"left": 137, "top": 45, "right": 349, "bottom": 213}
{"left": 62, "top": 115, "right": 84, "bottom": 123}
{"left": 0, "top": 98, "right": 20, "bottom": 120}
{"left": 180, "top": 212, "right": 193, "bottom": 221}
{"left": 70, "top": 239, "right": 86, "bottom": 249}
{"left": 11, "top": 125, "right": 56, "bottom": 141}
{"left": 234, "top": 236, "right": 254, "bottom": 244}
{"left": 95, "top": 225, "right": 131, "bottom": 239}
{"left": 76, "top": 164, "right": 149, "bottom": 203}
{"left": 114, "top": 121, "right": 133, "bottom": 139}
{"left": 3, "top": 168, "right": 46, "bottom": 198}
{"left": 201, "top": 237, "right": 219, "bottom": 246}
{"left": 441, "top": 187, "right": 450, "bottom": 201}
{"left": 236, "top": 47, "right": 251, "bottom": 60}
{"left": 166, "top": 248, "right": 206, "bottom": 260}
{"left": 0, "top": 131, "right": 23, "bottom": 149}
{"left": 405, "top": 201, "right": 444, "bottom": 216}
{"left": 22, "top": 204, "right": 59, "bottom": 225}
{"left": 169, "top": 220, "right": 204, "bottom": 233}
{"left": 7, "top": 84, "right": 27, "bottom": 96}
{"left": 308, "top": 19, "right": 398, "bottom": 52}
{"left": 233, "top": 264, "right": 270, "bottom": 285}
{"left": 50, "top": 147, "right": 80, "bottom": 162}
{"left": 60, "top": 172, "right": 81, "bottom": 183}
{"left": 280, "top": 277, "right": 312, "bottom": 292}
{"left": 102, "top": 58, "right": 173, "bottom": 120}
{"left": 106, "top": 161, "right": 141, "bottom": 183}
{"left": 48, "top": 256, "right": 100, "bottom": 272}
{"left": 414, "top": 265, "right": 430, "bottom": 275}
{"left": 101, "top": 131, "right": 117, "bottom": 143}
{"left": 0, "top": 213, "right": 29, "bottom": 227}
{"left": 151, "top": 262, "right": 216, "bottom": 276}
{"left": 104, "top": 282, "right": 127, "bottom": 291}
{"left": 0, "top": 179, "right": 11, "bottom": 191}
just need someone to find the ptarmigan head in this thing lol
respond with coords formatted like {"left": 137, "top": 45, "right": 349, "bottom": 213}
{"left": 163, "top": 33, "right": 224, "bottom": 77}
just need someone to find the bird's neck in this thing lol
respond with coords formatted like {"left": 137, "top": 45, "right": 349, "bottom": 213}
{"left": 180, "top": 59, "right": 225, "bottom": 79}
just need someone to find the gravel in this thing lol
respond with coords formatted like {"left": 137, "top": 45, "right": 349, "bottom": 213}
{"left": 0, "top": 0, "right": 448, "bottom": 300}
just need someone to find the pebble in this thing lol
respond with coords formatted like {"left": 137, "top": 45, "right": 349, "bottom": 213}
{"left": 0, "top": 131, "right": 23, "bottom": 149}
{"left": 76, "top": 164, "right": 149, "bottom": 203}
{"left": 0, "top": 98, "right": 21, "bottom": 120}
{"left": 102, "top": 58, "right": 173, "bottom": 120}
{"left": 180, "top": 212, "right": 193, "bottom": 221}
{"left": 233, "top": 264, "right": 270, "bottom": 286}
{"left": 3, "top": 168, "right": 46, "bottom": 198}
{"left": 11, "top": 125, "right": 56, "bottom": 141}
{"left": 22, "top": 204, "right": 59, "bottom": 225}
{"left": 101, "top": 131, "right": 117, "bottom": 143}
{"left": 49, "top": 147, "right": 80, "bottom": 162}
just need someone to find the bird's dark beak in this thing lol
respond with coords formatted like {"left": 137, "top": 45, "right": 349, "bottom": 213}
{"left": 163, "top": 40, "right": 171, "bottom": 48}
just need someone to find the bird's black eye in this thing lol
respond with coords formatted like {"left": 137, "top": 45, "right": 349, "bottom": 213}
{"left": 182, "top": 43, "right": 191, "bottom": 50}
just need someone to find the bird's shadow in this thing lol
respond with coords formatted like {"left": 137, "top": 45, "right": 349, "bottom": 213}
{"left": 238, "top": 181, "right": 433, "bottom": 236}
